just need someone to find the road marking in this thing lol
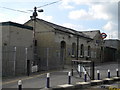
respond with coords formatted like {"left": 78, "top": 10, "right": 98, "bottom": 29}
{"left": 2, "top": 70, "right": 57, "bottom": 85}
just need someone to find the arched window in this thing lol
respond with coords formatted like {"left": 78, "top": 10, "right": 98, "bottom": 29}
{"left": 88, "top": 46, "right": 91, "bottom": 57}
{"left": 80, "top": 44, "right": 84, "bottom": 57}
{"left": 72, "top": 43, "right": 76, "bottom": 56}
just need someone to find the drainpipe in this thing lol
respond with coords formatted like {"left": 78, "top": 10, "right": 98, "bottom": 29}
{"left": 76, "top": 35, "right": 79, "bottom": 60}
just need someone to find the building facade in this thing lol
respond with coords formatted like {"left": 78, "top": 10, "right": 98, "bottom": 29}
{"left": 0, "top": 21, "right": 33, "bottom": 77}
{"left": 25, "top": 18, "right": 104, "bottom": 71}
{"left": 104, "top": 39, "right": 120, "bottom": 62}
{"left": 1, "top": 19, "right": 105, "bottom": 77}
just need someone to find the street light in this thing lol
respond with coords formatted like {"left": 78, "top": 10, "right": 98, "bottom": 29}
{"left": 30, "top": 7, "right": 43, "bottom": 66}
{"left": 30, "top": 7, "right": 44, "bottom": 19}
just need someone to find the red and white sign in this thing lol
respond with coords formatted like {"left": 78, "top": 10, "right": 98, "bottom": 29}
{"left": 101, "top": 33, "right": 107, "bottom": 39}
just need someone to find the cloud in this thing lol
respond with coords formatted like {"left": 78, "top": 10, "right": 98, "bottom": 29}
{"left": 0, "top": 14, "right": 5, "bottom": 22}
{"left": 0, "top": 0, "right": 55, "bottom": 2}
{"left": 66, "top": 1, "right": 118, "bottom": 39}
{"left": 69, "top": 2, "right": 117, "bottom": 21}
{"left": 105, "top": 31, "right": 118, "bottom": 39}
{"left": 59, "top": 0, "right": 74, "bottom": 9}
{"left": 38, "top": 13, "right": 53, "bottom": 22}
{"left": 103, "top": 21, "right": 118, "bottom": 32}
{"left": 103, "top": 21, "right": 118, "bottom": 39}
{"left": 0, "top": 12, "right": 53, "bottom": 24}
{"left": 62, "top": 23, "right": 84, "bottom": 30}
{"left": 69, "top": 9, "right": 92, "bottom": 20}
{"left": 60, "top": 0, "right": 119, "bottom": 6}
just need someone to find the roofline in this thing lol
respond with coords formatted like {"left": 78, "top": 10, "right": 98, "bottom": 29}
{"left": 0, "top": 21, "right": 33, "bottom": 30}
{"left": 25, "top": 18, "right": 92, "bottom": 40}
{"left": 55, "top": 28, "right": 93, "bottom": 40}
{"left": 81, "top": 30, "right": 100, "bottom": 32}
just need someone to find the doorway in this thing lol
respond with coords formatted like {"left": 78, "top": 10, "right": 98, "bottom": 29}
{"left": 60, "top": 41, "right": 66, "bottom": 68}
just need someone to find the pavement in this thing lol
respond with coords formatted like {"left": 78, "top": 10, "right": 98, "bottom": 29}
{"left": 2, "top": 61, "right": 120, "bottom": 90}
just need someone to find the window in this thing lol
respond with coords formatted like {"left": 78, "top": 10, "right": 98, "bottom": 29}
{"left": 80, "top": 44, "right": 84, "bottom": 57}
{"left": 34, "top": 40, "right": 37, "bottom": 46}
{"left": 88, "top": 46, "right": 91, "bottom": 57}
{"left": 72, "top": 43, "right": 76, "bottom": 56}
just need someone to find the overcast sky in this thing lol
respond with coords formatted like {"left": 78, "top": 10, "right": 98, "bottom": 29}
{"left": 0, "top": 0, "right": 119, "bottom": 39}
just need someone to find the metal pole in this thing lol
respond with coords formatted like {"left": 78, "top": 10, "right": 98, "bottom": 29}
{"left": 14, "top": 47, "right": 16, "bottom": 76}
{"left": 25, "top": 48, "right": 28, "bottom": 74}
{"left": 46, "top": 48, "right": 49, "bottom": 70}
{"left": 27, "top": 60, "right": 30, "bottom": 76}
{"left": 76, "top": 36, "right": 79, "bottom": 60}
{"left": 90, "top": 61, "right": 95, "bottom": 80}
{"left": 32, "top": 7, "right": 38, "bottom": 65}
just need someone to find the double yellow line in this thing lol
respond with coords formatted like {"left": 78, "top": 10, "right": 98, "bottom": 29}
{"left": 2, "top": 70, "right": 57, "bottom": 85}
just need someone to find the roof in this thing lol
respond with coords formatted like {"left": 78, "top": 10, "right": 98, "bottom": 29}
{"left": 82, "top": 30, "right": 100, "bottom": 39}
{"left": 25, "top": 18, "right": 92, "bottom": 39}
{"left": 0, "top": 21, "right": 33, "bottom": 30}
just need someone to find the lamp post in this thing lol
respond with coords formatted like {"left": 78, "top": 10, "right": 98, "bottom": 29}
{"left": 30, "top": 7, "right": 43, "bottom": 65}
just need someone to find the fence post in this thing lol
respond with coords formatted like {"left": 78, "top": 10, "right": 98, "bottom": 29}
{"left": 90, "top": 61, "right": 95, "bottom": 80}
{"left": 14, "top": 47, "right": 16, "bottom": 76}
{"left": 25, "top": 48, "right": 28, "bottom": 74}
{"left": 27, "top": 60, "right": 30, "bottom": 76}
{"left": 46, "top": 73, "right": 50, "bottom": 88}
{"left": 97, "top": 70, "right": 100, "bottom": 80}
{"left": 71, "top": 61, "right": 74, "bottom": 76}
{"left": 71, "top": 68, "right": 73, "bottom": 76}
{"left": 68, "top": 72, "right": 71, "bottom": 84}
{"left": 108, "top": 69, "right": 110, "bottom": 78}
{"left": 18, "top": 80, "right": 22, "bottom": 90}
{"left": 84, "top": 71, "right": 87, "bottom": 82}
{"left": 116, "top": 69, "right": 119, "bottom": 77}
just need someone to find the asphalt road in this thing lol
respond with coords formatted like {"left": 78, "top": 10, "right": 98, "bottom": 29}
{"left": 2, "top": 62, "right": 120, "bottom": 89}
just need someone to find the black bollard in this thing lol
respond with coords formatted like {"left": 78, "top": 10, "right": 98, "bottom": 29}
{"left": 46, "top": 73, "right": 50, "bottom": 88}
{"left": 97, "top": 70, "right": 100, "bottom": 80}
{"left": 116, "top": 69, "right": 119, "bottom": 77}
{"left": 68, "top": 72, "right": 71, "bottom": 84}
{"left": 108, "top": 69, "right": 110, "bottom": 78}
{"left": 84, "top": 71, "right": 87, "bottom": 82}
{"left": 18, "top": 80, "right": 22, "bottom": 90}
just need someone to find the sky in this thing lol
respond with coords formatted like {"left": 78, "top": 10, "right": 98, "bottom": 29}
{"left": 0, "top": 0, "right": 119, "bottom": 39}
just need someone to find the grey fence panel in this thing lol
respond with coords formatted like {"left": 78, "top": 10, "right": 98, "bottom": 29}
{"left": 2, "top": 46, "right": 33, "bottom": 77}
{"left": 37, "top": 47, "right": 62, "bottom": 71}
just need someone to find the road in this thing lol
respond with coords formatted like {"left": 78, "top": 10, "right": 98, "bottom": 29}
{"left": 2, "top": 62, "right": 119, "bottom": 90}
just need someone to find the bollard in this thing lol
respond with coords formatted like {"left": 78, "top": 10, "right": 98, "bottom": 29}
{"left": 18, "top": 80, "right": 22, "bottom": 90}
{"left": 68, "top": 72, "right": 71, "bottom": 84}
{"left": 97, "top": 70, "right": 100, "bottom": 80}
{"left": 116, "top": 69, "right": 119, "bottom": 77}
{"left": 84, "top": 71, "right": 87, "bottom": 82}
{"left": 108, "top": 69, "right": 110, "bottom": 78}
{"left": 46, "top": 73, "right": 50, "bottom": 88}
